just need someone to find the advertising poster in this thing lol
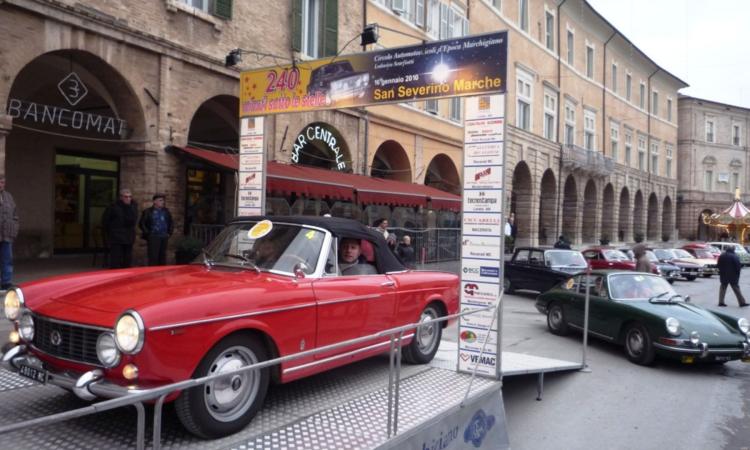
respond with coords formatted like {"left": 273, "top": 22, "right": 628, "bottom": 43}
{"left": 459, "top": 94, "right": 506, "bottom": 379}
{"left": 240, "top": 32, "right": 508, "bottom": 117}
{"left": 237, "top": 116, "right": 265, "bottom": 217}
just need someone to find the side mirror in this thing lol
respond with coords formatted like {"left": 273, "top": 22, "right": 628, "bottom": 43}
{"left": 293, "top": 262, "right": 309, "bottom": 279}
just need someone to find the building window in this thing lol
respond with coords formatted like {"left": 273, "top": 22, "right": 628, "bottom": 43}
{"left": 519, "top": 0, "right": 528, "bottom": 32}
{"left": 610, "top": 122, "right": 619, "bottom": 162}
{"left": 650, "top": 142, "right": 659, "bottom": 175}
{"left": 293, "top": 0, "right": 337, "bottom": 59}
{"left": 586, "top": 45, "right": 594, "bottom": 78}
{"left": 704, "top": 170, "right": 713, "bottom": 191}
{"left": 516, "top": 69, "right": 533, "bottom": 131}
{"left": 543, "top": 89, "right": 557, "bottom": 141}
{"left": 666, "top": 144, "right": 673, "bottom": 178}
{"left": 624, "top": 130, "right": 632, "bottom": 166}
{"left": 566, "top": 30, "right": 574, "bottom": 65}
{"left": 611, "top": 63, "right": 617, "bottom": 93}
{"left": 564, "top": 101, "right": 575, "bottom": 145}
{"left": 626, "top": 73, "right": 632, "bottom": 102}
{"left": 545, "top": 11, "right": 554, "bottom": 51}
{"left": 706, "top": 119, "right": 715, "bottom": 143}
{"left": 450, "top": 97, "right": 462, "bottom": 122}
{"left": 639, "top": 82, "right": 646, "bottom": 109}
{"left": 584, "top": 110, "right": 595, "bottom": 150}
{"left": 425, "top": 98, "right": 438, "bottom": 114}
{"left": 733, "top": 124, "right": 742, "bottom": 146}
{"left": 651, "top": 91, "right": 659, "bottom": 116}
{"left": 733, "top": 172, "right": 740, "bottom": 192}
{"left": 415, "top": 0, "right": 425, "bottom": 26}
{"left": 179, "top": 0, "right": 232, "bottom": 18}
{"left": 667, "top": 97, "right": 673, "bottom": 122}
{"left": 490, "top": 0, "right": 501, "bottom": 9}
{"left": 638, "top": 136, "right": 646, "bottom": 171}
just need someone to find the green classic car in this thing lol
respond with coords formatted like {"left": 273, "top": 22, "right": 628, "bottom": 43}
{"left": 535, "top": 270, "right": 750, "bottom": 365}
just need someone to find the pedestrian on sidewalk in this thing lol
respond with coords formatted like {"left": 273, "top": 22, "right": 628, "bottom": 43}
{"left": 0, "top": 175, "right": 19, "bottom": 290}
{"left": 717, "top": 246, "right": 748, "bottom": 307}
{"left": 554, "top": 235, "right": 571, "bottom": 249}
{"left": 139, "top": 193, "right": 173, "bottom": 266}
{"left": 102, "top": 188, "right": 138, "bottom": 269}
{"left": 397, "top": 235, "right": 416, "bottom": 269}
{"left": 633, "top": 243, "right": 651, "bottom": 273}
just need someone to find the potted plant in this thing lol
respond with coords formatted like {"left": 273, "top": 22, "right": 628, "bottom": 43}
{"left": 175, "top": 236, "right": 204, "bottom": 264}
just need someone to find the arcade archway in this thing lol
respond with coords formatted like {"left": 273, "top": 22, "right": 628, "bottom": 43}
{"left": 424, "top": 154, "right": 460, "bottom": 195}
{"left": 371, "top": 140, "right": 412, "bottom": 183}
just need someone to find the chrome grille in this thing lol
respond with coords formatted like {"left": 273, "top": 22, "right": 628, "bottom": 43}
{"left": 32, "top": 315, "right": 107, "bottom": 366}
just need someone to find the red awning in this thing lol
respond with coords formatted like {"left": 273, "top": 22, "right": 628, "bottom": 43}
{"left": 173, "top": 146, "right": 461, "bottom": 210}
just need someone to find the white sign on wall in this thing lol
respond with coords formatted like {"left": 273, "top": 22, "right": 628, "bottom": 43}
{"left": 237, "top": 116, "right": 266, "bottom": 216}
{"left": 458, "top": 94, "right": 506, "bottom": 379}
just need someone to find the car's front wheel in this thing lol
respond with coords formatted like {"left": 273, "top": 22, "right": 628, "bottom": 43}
{"left": 402, "top": 304, "right": 442, "bottom": 364}
{"left": 546, "top": 303, "right": 570, "bottom": 336}
{"left": 685, "top": 275, "right": 697, "bottom": 281}
{"left": 623, "top": 323, "right": 655, "bottom": 365}
{"left": 176, "top": 334, "right": 270, "bottom": 439}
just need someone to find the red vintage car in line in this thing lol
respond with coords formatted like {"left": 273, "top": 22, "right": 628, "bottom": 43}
{"left": 582, "top": 247, "right": 636, "bottom": 271}
{"left": 2, "top": 216, "right": 459, "bottom": 438}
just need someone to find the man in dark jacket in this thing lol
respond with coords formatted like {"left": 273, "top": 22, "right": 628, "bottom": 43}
{"left": 554, "top": 235, "right": 571, "bottom": 249}
{"left": 717, "top": 246, "right": 748, "bottom": 307}
{"left": 396, "top": 235, "right": 416, "bottom": 269}
{"left": 102, "top": 188, "right": 138, "bottom": 269}
{"left": 139, "top": 193, "right": 174, "bottom": 266}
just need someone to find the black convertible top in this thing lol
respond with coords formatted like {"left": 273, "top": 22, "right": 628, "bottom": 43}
{"left": 232, "top": 216, "right": 405, "bottom": 273}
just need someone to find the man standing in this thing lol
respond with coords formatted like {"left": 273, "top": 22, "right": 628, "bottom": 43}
{"left": 554, "top": 235, "right": 571, "bottom": 249}
{"left": 717, "top": 246, "right": 748, "bottom": 307}
{"left": 373, "top": 218, "right": 389, "bottom": 240}
{"left": 102, "top": 188, "right": 138, "bottom": 269}
{"left": 0, "top": 175, "right": 19, "bottom": 289}
{"left": 633, "top": 243, "right": 651, "bottom": 273}
{"left": 139, "top": 193, "right": 173, "bottom": 266}
{"left": 397, "top": 235, "right": 416, "bottom": 269}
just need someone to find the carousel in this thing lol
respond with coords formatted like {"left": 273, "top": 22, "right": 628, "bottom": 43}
{"left": 701, "top": 189, "right": 750, "bottom": 244}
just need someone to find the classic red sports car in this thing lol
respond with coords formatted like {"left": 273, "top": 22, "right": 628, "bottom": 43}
{"left": 2, "top": 216, "right": 459, "bottom": 438}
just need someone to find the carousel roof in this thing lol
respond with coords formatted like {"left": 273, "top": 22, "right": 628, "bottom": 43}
{"left": 704, "top": 190, "right": 750, "bottom": 225}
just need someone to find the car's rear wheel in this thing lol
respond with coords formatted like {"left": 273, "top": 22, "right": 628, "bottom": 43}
{"left": 623, "top": 323, "right": 655, "bottom": 365}
{"left": 402, "top": 304, "right": 442, "bottom": 364}
{"left": 546, "top": 303, "right": 570, "bottom": 336}
{"left": 503, "top": 277, "right": 515, "bottom": 294}
{"left": 685, "top": 275, "right": 697, "bottom": 281}
{"left": 176, "top": 334, "right": 270, "bottom": 439}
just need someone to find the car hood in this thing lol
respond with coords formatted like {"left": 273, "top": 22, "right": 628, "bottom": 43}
{"left": 21, "top": 265, "right": 287, "bottom": 328}
{"left": 669, "top": 259, "right": 701, "bottom": 267}
{"left": 627, "top": 301, "right": 743, "bottom": 341}
{"left": 692, "top": 258, "right": 717, "bottom": 266}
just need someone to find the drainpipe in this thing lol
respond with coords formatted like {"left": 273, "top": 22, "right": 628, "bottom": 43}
{"left": 555, "top": 0, "right": 568, "bottom": 241}
{"left": 362, "top": 0, "right": 368, "bottom": 176}
{"left": 647, "top": 68, "right": 660, "bottom": 184}
{"left": 602, "top": 32, "right": 616, "bottom": 157}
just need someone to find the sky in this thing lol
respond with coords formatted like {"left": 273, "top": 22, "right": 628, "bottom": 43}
{"left": 587, "top": 0, "right": 750, "bottom": 109}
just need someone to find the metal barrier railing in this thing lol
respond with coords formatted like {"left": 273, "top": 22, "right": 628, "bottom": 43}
{"left": 0, "top": 304, "right": 496, "bottom": 449}
{"left": 387, "top": 227, "right": 461, "bottom": 264}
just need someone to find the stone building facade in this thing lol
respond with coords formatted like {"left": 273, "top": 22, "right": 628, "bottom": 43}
{"left": 677, "top": 95, "right": 750, "bottom": 241}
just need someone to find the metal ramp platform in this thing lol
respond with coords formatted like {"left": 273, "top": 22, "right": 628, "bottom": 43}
{"left": 0, "top": 353, "right": 501, "bottom": 449}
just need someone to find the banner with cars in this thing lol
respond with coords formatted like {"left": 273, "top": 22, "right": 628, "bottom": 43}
{"left": 239, "top": 31, "right": 507, "bottom": 117}
{"left": 459, "top": 94, "right": 506, "bottom": 379}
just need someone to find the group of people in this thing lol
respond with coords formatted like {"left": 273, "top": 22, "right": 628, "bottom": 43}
{"left": 371, "top": 218, "right": 416, "bottom": 269}
{"left": 101, "top": 188, "right": 174, "bottom": 269}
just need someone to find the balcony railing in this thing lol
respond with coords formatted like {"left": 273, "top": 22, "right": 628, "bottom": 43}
{"left": 561, "top": 144, "right": 614, "bottom": 177}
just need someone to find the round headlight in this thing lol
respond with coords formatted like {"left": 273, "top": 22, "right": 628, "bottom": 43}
{"left": 665, "top": 317, "right": 681, "bottom": 336}
{"left": 690, "top": 331, "right": 700, "bottom": 346}
{"left": 4, "top": 289, "right": 23, "bottom": 321}
{"left": 97, "top": 333, "right": 121, "bottom": 368}
{"left": 114, "top": 311, "right": 144, "bottom": 354}
{"left": 18, "top": 313, "right": 34, "bottom": 341}
{"left": 738, "top": 318, "right": 750, "bottom": 334}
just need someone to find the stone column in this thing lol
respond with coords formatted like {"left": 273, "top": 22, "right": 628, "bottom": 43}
{"left": 0, "top": 115, "right": 12, "bottom": 174}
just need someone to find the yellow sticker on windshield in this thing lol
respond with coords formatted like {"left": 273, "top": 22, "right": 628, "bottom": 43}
{"left": 248, "top": 220, "right": 273, "bottom": 239}
{"left": 565, "top": 278, "right": 575, "bottom": 290}
{"left": 305, "top": 230, "right": 316, "bottom": 240}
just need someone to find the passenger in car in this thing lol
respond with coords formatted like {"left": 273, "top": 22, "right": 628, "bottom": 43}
{"left": 252, "top": 239, "right": 280, "bottom": 268}
{"left": 339, "top": 238, "right": 378, "bottom": 275}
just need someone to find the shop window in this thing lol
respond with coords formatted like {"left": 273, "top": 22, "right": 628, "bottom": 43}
{"left": 291, "top": 198, "right": 330, "bottom": 216}
{"left": 185, "top": 168, "right": 225, "bottom": 232}
{"left": 331, "top": 201, "right": 362, "bottom": 219}
{"left": 364, "top": 204, "right": 392, "bottom": 227}
{"left": 266, "top": 197, "right": 291, "bottom": 216}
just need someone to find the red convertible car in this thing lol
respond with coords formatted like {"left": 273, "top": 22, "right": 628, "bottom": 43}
{"left": 2, "top": 216, "right": 459, "bottom": 438}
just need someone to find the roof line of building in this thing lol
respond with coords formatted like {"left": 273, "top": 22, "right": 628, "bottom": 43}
{"left": 678, "top": 94, "right": 750, "bottom": 113}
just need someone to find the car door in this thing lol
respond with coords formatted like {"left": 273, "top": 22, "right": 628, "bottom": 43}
{"left": 508, "top": 249, "right": 530, "bottom": 289}
{"left": 583, "top": 250, "right": 602, "bottom": 270}
{"left": 565, "top": 274, "right": 607, "bottom": 335}
{"left": 311, "top": 238, "right": 397, "bottom": 360}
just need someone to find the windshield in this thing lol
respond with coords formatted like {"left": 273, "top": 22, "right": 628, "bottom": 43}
{"left": 654, "top": 249, "right": 674, "bottom": 260}
{"left": 603, "top": 249, "right": 629, "bottom": 261}
{"left": 609, "top": 273, "right": 677, "bottom": 300}
{"left": 672, "top": 249, "right": 693, "bottom": 259}
{"left": 203, "top": 221, "right": 326, "bottom": 275}
{"left": 545, "top": 250, "right": 587, "bottom": 267}
{"left": 645, "top": 250, "right": 659, "bottom": 262}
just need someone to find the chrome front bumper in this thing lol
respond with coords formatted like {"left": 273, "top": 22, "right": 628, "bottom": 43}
{"left": 653, "top": 341, "right": 750, "bottom": 359}
{"left": 1, "top": 345, "right": 144, "bottom": 400}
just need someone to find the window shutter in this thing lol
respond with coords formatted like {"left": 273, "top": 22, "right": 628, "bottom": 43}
{"left": 292, "top": 0, "right": 303, "bottom": 52}
{"left": 212, "top": 0, "right": 233, "bottom": 19}
{"left": 322, "top": 0, "right": 338, "bottom": 57}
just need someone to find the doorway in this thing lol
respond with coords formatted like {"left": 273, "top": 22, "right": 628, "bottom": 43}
{"left": 54, "top": 153, "right": 118, "bottom": 252}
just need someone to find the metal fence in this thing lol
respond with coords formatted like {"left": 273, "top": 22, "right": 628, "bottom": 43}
{"left": 0, "top": 305, "right": 496, "bottom": 450}
{"left": 388, "top": 227, "right": 461, "bottom": 264}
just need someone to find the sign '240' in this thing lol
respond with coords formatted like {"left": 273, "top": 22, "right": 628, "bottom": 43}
{"left": 265, "top": 68, "right": 300, "bottom": 93}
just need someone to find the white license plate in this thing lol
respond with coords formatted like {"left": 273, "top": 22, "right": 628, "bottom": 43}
{"left": 18, "top": 363, "right": 47, "bottom": 384}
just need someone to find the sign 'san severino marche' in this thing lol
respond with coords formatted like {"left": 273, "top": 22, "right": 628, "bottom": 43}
{"left": 240, "top": 32, "right": 507, "bottom": 117}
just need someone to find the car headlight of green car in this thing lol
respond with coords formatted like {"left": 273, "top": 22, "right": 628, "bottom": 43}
{"left": 739, "top": 317, "right": 750, "bottom": 336}
{"left": 665, "top": 317, "right": 681, "bottom": 336}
